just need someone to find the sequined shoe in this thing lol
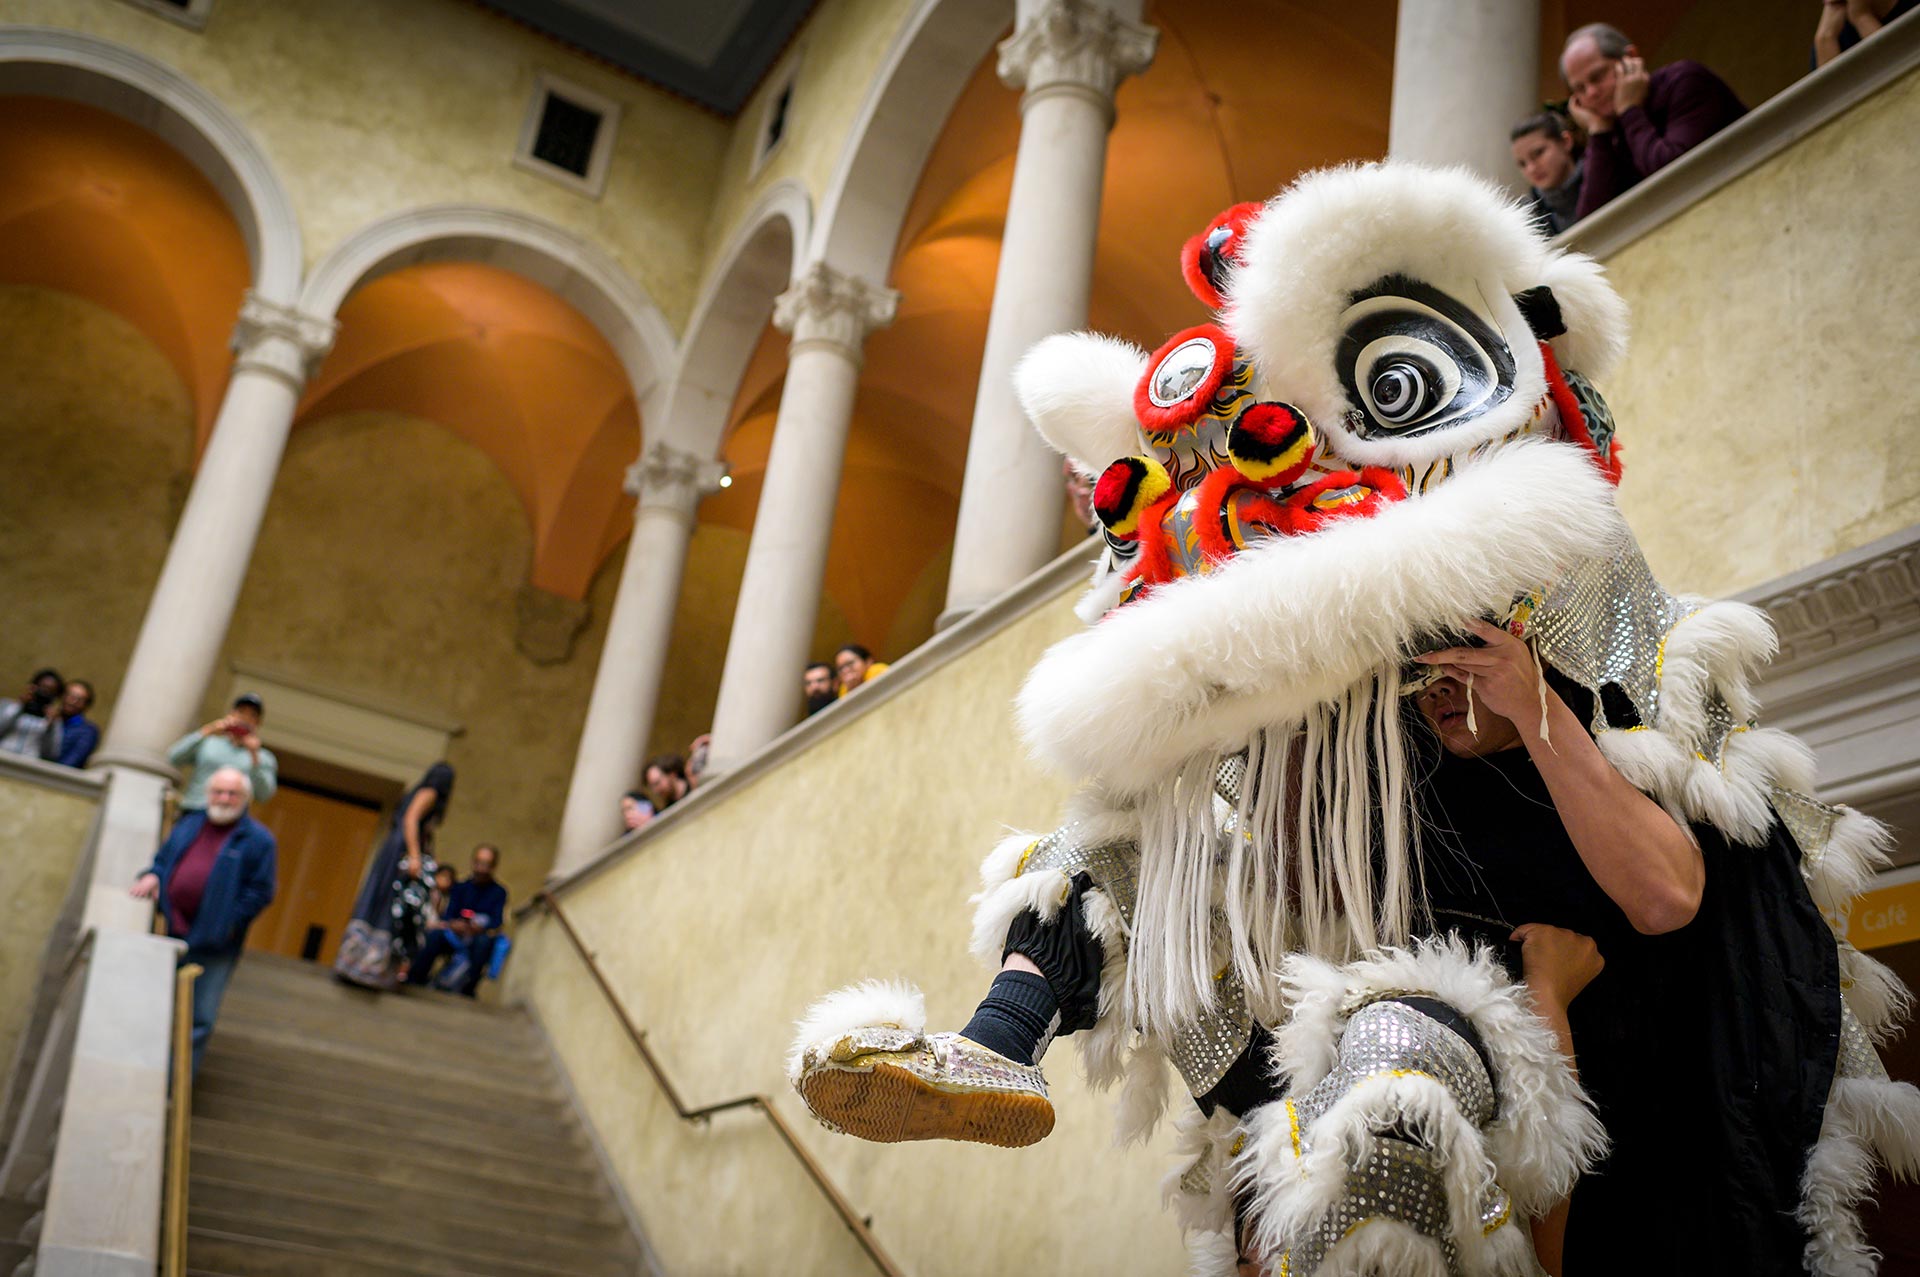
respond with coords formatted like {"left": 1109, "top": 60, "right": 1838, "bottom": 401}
{"left": 788, "top": 980, "right": 1055, "bottom": 1149}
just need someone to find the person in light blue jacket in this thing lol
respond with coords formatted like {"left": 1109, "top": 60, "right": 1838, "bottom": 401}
{"left": 167, "top": 692, "right": 277, "bottom": 813}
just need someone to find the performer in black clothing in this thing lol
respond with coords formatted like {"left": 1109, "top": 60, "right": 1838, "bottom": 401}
{"left": 1408, "top": 623, "right": 1839, "bottom": 1277}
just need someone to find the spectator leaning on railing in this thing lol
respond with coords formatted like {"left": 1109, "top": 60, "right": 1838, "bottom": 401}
{"left": 1511, "top": 110, "right": 1585, "bottom": 235}
{"left": 0, "top": 668, "right": 65, "bottom": 763}
{"left": 1815, "top": 0, "right": 1918, "bottom": 66}
{"left": 55, "top": 679, "right": 99, "bottom": 768}
{"left": 1562, "top": 23, "right": 1745, "bottom": 222}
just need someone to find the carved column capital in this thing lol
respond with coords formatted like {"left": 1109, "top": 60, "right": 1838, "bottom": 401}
{"left": 772, "top": 262, "right": 898, "bottom": 363}
{"left": 231, "top": 292, "right": 337, "bottom": 391}
{"left": 997, "top": 0, "right": 1157, "bottom": 115}
{"left": 624, "top": 441, "right": 728, "bottom": 522}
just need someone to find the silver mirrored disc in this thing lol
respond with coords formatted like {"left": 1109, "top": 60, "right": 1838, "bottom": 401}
{"left": 1148, "top": 336, "right": 1218, "bottom": 408}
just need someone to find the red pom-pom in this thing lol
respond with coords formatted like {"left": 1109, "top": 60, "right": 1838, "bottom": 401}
{"left": 1179, "top": 202, "right": 1265, "bottom": 310}
{"left": 1134, "top": 324, "right": 1235, "bottom": 434}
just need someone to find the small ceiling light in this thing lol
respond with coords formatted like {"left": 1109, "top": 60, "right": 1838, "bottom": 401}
{"left": 719, "top": 475, "right": 733, "bottom": 488}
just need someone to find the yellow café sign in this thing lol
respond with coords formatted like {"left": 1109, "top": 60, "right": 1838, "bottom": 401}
{"left": 1846, "top": 872, "right": 1920, "bottom": 951}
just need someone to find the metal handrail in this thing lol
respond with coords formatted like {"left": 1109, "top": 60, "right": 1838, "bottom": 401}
{"left": 538, "top": 895, "right": 904, "bottom": 1277}
{"left": 161, "top": 962, "right": 201, "bottom": 1277}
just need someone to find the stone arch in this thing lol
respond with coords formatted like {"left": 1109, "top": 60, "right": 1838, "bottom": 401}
{"left": 0, "top": 24, "right": 302, "bottom": 301}
{"left": 656, "top": 179, "right": 810, "bottom": 457}
{"left": 299, "top": 205, "right": 676, "bottom": 418}
{"left": 813, "top": 0, "right": 1012, "bottom": 282}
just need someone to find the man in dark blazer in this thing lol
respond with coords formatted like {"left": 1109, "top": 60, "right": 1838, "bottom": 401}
{"left": 132, "top": 766, "right": 277, "bottom": 1070}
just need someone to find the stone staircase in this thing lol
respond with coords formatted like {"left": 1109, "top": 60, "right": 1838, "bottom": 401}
{"left": 186, "top": 952, "right": 649, "bottom": 1277}
{"left": 1, "top": 1192, "right": 32, "bottom": 1274}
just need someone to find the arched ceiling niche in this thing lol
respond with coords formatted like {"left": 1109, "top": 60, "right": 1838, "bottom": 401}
{"left": 0, "top": 96, "right": 249, "bottom": 439}
{"left": 296, "top": 261, "right": 636, "bottom": 601}
{"left": 716, "top": 0, "right": 1403, "bottom": 657}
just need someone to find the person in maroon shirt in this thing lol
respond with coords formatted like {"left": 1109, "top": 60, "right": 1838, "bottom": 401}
{"left": 133, "top": 766, "right": 277, "bottom": 1070}
{"left": 1561, "top": 23, "right": 1746, "bottom": 222}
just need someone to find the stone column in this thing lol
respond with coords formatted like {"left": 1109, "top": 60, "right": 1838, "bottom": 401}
{"left": 94, "top": 294, "right": 336, "bottom": 778}
{"left": 1388, "top": 0, "right": 1542, "bottom": 188}
{"left": 551, "top": 442, "right": 725, "bottom": 878}
{"left": 706, "top": 263, "right": 897, "bottom": 774}
{"left": 939, "top": 0, "right": 1156, "bottom": 626}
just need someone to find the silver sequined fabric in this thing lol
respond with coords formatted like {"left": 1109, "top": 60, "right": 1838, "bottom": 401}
{"left": 1836, "top": 1003, "right": 1888, "bottom": 1083}
{"left": 1015, "top": 820, "right": 1256, "bottom": 1096}
{"left": 1280, "top": 999, "right": 1508, "bottom": 1275}
{"left": 1772, "top": 786, "right": 1841, "bottom": 874}
{"left": 1529, "top": 541, "right": 1697, "bottom": 734}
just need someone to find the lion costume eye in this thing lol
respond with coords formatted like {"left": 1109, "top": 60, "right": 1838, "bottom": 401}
{"left": 1336, "top": 275, "right": 1515, "bottom": 438}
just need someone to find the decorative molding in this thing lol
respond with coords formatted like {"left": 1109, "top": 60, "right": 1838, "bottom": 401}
{"left": 1560, "top": 10, "right": 1920, "bottom": 261}
{"left": 623, "top": 441, "right": 728, "bottom": 517}
{"left": 230, "top": 291, "right": 337, "bottom": 389}
{"left": 515, "top": 584, "right": 591, "bottom": 665}
{"left": 997, "top": 0, "right": 1158, "bottom": 114}
{"left": 772, "top": 261, "right": 898, "bottom": 359}
{"left": 224, "top": 666, "right": 460, "bottom": 788}
{"left": 1744, "top": 527, "right": 1920, "bottom": 670}
{"left": 0, "top": 25, "right": 303, "bottom": 300}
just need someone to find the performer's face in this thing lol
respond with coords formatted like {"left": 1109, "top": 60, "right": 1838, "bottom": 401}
{"left": 1415, "top": 676, "right": 1523, "bottom": 757}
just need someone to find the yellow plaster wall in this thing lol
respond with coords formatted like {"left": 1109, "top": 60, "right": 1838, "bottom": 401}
{"left": 511, "top": 580, "right": 1190, "bottom": 1275}
{"left": 0, "top": 769, "right": 97, "bottom": 1078}
{"left": 1601, "top": 64, "right": 1920, "bottom": 596}
{"left": 0, "top": 285, "right": 193, "bottom": 721}
{"left": 701, "top": 0, "right": 923, "bottom": 262}
{"left": 1, "top": 0, "right": 727, "bottom": 329}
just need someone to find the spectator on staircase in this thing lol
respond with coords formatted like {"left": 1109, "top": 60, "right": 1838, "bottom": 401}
{"left": 334, "top": 761, "right": 455, "bottom": 990}
{"left": 405, "top": 843, "right": 507, "bottom": 997}
{"left": 130, "top": 766, "right": 277, "bottom": 1070}
{"left": 169, "top": 692, "right": 278, "bottom": 815}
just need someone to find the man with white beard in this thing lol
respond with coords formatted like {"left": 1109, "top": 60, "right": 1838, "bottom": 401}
{"left": 132, "top": 766, "right": 277, "bottom": 1070}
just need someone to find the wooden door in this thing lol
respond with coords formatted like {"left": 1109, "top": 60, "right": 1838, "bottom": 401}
{"left": 246, "top": 784, "right": 384, "bottom": 961}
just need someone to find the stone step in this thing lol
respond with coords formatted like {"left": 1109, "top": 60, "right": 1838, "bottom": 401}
{"left": 193, "top": 1060, "right": 573, "bottom": 1135}
{"left": 192, "top": 1175, "right": 633, "bottom": 1275}
{"left": 192, "top": 1115, "right": 605, "bottom": 1201}
{"left": 188, "top": 1227, "right": 458, "bottom": 1277}
{"left": 190, "top": 1143, "right": 621, "bottom": 1232}
{"left": 0, "top": 1239, "right": 26, "bottom": 1272}
{"left": 191, "top": 1090, "right": 591, "bottom": 1179}
{"left": 188, "top": 1203, "right": 633, "bottom": 1277}
{"left": 227, "top": 958, "right": 532, "bottom": 1033}
{"left": 0, "top": 1197, "right": 34, "bottom": 1240}
{"left": 214, "top": 985, "right": 549, "bottom": 1070}
{"left": 202, "top": 1022, "right": 561, "bottom": 1103}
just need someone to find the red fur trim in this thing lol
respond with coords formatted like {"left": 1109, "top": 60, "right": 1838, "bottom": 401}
{"left": 1134, "top": 325, "right": 1234, "bottom": 434}
{"left": 1127, "top": 489, "right": 1182, "bottom": 590}
{"left": 1179, "top": 202, "right": 1265, "bottom": 310}
{"left": 1192, "top": 465, "right": 1247, "bottom": 562}
{"left": 1539, "top": 341, "right": 1621, "bottom": 485}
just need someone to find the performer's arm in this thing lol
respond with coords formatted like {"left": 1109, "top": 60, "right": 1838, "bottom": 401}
{"left": 1420, "top": 621, "right": 1705, "bottom": 934}
{"left": 1512, "top": 922, "right": 1602, "bottom": 1277}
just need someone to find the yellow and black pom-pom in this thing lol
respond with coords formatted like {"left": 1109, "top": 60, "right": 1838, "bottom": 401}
{"left": 1228, "top": 402, "right": 1315, "bottom": 487}
{"left": 1093, "top": 455, "right": 1171, "bottom": 539}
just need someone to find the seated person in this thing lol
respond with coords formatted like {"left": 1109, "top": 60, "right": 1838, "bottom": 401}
{"left": 1511, "top": 111, "right": 1585, "bottom": 234}
{"left": 1562, "top": 23, "right": 1745, "bottom": 221}
{"left": 397, "top": 864, "right": 458, "bottom": 983}
{"left": 405, "top": 843, "right": 507, "bottom": 996}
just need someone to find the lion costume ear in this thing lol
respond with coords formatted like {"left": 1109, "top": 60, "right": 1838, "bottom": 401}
{"left": 1531, "top": 250, "right": 1630, "bottom": 383}
{"left": 1014, "top": 331, "right": 1149, "bottom": 474}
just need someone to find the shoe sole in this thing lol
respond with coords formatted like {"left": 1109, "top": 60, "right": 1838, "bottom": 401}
{"left": 800, "top": 1062, "right": 1054, "bottom": 1149}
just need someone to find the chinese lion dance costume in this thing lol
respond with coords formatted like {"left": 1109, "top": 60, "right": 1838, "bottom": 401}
{"left": 786, "top": 163, "right": 1919, "bottom": 1275}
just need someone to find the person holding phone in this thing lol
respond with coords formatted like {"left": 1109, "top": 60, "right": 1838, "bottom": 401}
{"left": 0, "top": 668, "right": 66, "bottom": 762}
{"left": 166, "top": 692, "right": 278, "bottom": 814}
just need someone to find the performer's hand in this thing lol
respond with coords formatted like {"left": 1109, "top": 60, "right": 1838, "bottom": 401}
{"left": 1513, "top": 923, "right": 1603, "bottom": 1011}
{"left": 1613, "top": 55, "right": 1651, "bottom": 113}
{"left": 1413, "top": 620, "right": 1543, "bottom": 724}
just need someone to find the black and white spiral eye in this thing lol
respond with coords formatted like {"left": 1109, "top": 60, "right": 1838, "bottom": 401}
{"left": 1337, "top": 276, "right": 1516, "bottom": 438}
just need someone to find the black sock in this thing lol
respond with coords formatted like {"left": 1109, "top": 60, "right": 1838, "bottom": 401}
{"left": 960, "top": 969, "right": 1058, "bottom": 1066}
